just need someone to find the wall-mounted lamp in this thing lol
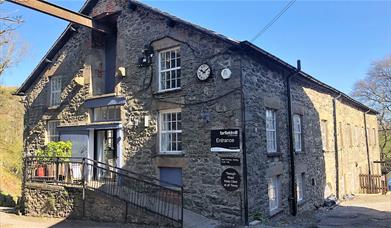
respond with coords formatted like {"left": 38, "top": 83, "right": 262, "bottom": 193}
{"left": 137, "top": 45, "right": 154, "bottom": 67}
{"left": 45, "top": 58, "right": 52, "bottom": 63}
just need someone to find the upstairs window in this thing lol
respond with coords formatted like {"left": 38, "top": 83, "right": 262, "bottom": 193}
{"left": 158, "top": 47, "right": 181, "bottom": 92}
{"left": 293, "top": 114, "right": 302, "bottom": 152}
{"left": 50, "top": 76, "right": 62, "bottom": 107}
{"left": 47, "top": 120, "right": 59, "bottom": 142}
{"left": 159, "top": 109, "right": 182, "bottom": 154}
{"left": 321, "top": 120, "right": 328, "bottom": 151}
{"left": 266, "top": 109, "right": 277, "bottom": 153}
{"left": 93, "top": 106, "right": 121, "bottom": 122}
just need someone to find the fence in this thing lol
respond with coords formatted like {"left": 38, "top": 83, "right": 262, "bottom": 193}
{"left": 24, "top": 156, "right": 183, "bottom": 227}
{"left": 359, "top": 174, "right": 388, "bottom": 194}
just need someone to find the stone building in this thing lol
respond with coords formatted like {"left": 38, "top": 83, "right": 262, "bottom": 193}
{"left": 16, "top": 0, "right": 381, "bottom": 224}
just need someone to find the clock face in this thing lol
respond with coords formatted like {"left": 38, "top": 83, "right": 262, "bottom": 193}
{"left": 197, "top": 63, "right": 211, "bottom": 81}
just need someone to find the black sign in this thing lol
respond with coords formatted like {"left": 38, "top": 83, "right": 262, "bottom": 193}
{"left": 221, "top": 168, "right": 241, "bottom": 191}
{"left": 220, "top": 157, "right": 241, "bottom": 166}
{"left": 211, "top": 129, "right": 240, "bottom": 152}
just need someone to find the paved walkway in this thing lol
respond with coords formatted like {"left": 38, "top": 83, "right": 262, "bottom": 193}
{"left": 1, "top": 195, "right": 390, "bottom": 227}
{"left": 316, "top": 194, "right": 391, "bottom": 228}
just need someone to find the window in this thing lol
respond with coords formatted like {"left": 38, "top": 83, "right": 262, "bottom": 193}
{"left": 320, "top": 120, "right": 328, "bottom": 150}
{"left": 372, "top": 128, "right": 376, "bottom": 146}
{"left": 93, "top": 106, "right": 121, "bottom": 122}
{"left": 159, "top": 167, "right": 182, "bottom": 187}
{"left": 158, "top": 47, "right": 181, "bottom": 91}
{"left": 47, "top": 120, "right": 59, "bottom": 142}
{"left": 268, "top": 175, "right": 280, "bottom": 211}
{"left": 50, "top": 76, "right": 62, "bottom": 107}
{"left": 266, "top": 109, "right": 277, "bottom": 153}
{"left": 297, "top": 172, "right": 305, "bottom": 202}
{"left": 293, "top": 114, "right": 302, "bottom": 152}
{"left": 159, "top": 109, "right": 182, "bottom": 154}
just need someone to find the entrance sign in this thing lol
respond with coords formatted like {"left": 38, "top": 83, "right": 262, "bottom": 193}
{"left": 221, "top": 168, "right": 241, "bottom": 191}
{"left": 220, "top": 157, "right": 241, "bottom": 166}
{"left": 211, "top": 129, "right": 240, "bottom": 152}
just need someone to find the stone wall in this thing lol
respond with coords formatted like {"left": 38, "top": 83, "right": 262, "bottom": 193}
{"left": 23, "top": 183, "right": 174, "bottom": 226}
{"left": 242, "top": 52, "right": 381, "bottom": 220}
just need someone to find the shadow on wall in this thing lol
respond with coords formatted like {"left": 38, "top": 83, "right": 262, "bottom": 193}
{"left": 244, "top": 55, "right": 328, "bottom": 219}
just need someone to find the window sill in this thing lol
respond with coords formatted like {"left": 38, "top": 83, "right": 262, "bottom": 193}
{"left": 269, "top": 207, "right": 283, "bottom": 217}
{"left": 157, "top": 152, "right": 184, "bottom": 157}
{"left": 48, "top": 105, "right": 60, "bottom": 110}
{"left": 266, "top": 152, "right": 282, "bottom": 158}
{"left": 154, "top": 88, "right": 182, "bottom": 95}
{"left": 86, "top": 93, "right": 118, "bottom": 100}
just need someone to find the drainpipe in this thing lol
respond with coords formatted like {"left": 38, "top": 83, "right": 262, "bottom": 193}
{"left": 239, "top": 55, "right": 249, "bottom": 225}
{"left": 363, "top": 110, "right": 372, "bottom": 192}
{"left": 287, "top": 60, "right": 301, "bottom": 216}
{"left": 332, "top": 93, "right": 342, "bottom": 199}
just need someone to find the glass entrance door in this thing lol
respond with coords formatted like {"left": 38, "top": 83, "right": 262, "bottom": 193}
{"left": 93, "top": 129, "right": 117, "bottom": 180}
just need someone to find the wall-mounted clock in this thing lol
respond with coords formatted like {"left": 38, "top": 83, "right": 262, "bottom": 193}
{"left": 197, "top": 63, "right": 211, "bottom": 81}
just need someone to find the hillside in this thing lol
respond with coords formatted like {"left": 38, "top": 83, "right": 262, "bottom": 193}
{"left": 0, "top": 86, "right": 24, "bottom": 200}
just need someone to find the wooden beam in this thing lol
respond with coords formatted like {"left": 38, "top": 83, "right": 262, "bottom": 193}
{"left": 6, "top": 0, "right": 106, "bottom": 32}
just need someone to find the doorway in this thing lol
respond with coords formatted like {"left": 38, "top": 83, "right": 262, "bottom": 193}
{"left": 93, "top": 129, "right": 117, "bottom": 180}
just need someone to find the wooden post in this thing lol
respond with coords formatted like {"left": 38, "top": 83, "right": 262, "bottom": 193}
{"left": 55, "top": 157, "right": 60, "bottom": 184}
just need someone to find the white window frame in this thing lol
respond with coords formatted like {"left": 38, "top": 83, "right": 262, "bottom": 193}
{"left": 158, "top": 47, "right": 181, "bottom": 92}
{"left": 297, "top": 172, "right": 305, "bottom": 202}
{"left": 159, "top": 109, "right": 182, "bottom": 154}
{"left": 293, "top": 114, "right": 302, "bottom": 152}
{"left": 50, "top": 76, "right": 62, "bottom": 107}
{"left": 266, "top": 109, "right": 277, "bottom": 153}
{"left": 268, "top": 175, "right": 280, "bottom": 212}
{"left": 47, "top": 120, "right": 60, "bottom": 142}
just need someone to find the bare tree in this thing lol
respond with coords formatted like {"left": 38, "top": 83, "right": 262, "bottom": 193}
{"left": 0, "top": 0, "right": 26, "bottom": 76}
{"left": 352, "top": 55, "right": 391, "bottom": 173}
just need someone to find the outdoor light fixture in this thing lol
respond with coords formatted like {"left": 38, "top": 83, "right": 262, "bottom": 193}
{"left": 137, "top": 45, "right": 154, "bottom": 67}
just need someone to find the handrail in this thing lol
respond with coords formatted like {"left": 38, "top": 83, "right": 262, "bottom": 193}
{"left": 23, "top": 156, "right": 184, "bottom": 226}
{"left": 25, "top": 156, "right": 183, "bottom": 189}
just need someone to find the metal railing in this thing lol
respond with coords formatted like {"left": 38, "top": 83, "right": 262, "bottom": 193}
{"left": 24, "top": 156, "right": 183, "bottom": 227}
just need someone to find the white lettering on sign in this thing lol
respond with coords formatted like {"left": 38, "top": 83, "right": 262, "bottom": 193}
{"left": 216, "top": 138, "right": 235, "bottom": 143}
{"left": 220, "top": 130, "right": 239, "bottom": 136}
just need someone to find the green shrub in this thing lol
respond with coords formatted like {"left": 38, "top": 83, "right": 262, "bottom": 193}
{"left": 36, "top": 141, "right": 72, "bottom": 159}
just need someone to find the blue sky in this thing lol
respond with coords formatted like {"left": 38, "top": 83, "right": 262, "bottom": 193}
{"left": 1, "top": 0, "right": 390, "bottom": 95}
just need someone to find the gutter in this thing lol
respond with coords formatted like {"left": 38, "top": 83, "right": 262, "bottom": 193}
{"left": 287, "top": 60, "right": 301, "bottom": 216}
{"left": 239, "top": 55, "right": 249, "bottom": 225}
{"left": 332, "top": 93, "right": 342, "bottom": 199}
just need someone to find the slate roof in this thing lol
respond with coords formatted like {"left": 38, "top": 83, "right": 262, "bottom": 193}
{"left": 15, "top": 0, "right": 377, "bottom": 114}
